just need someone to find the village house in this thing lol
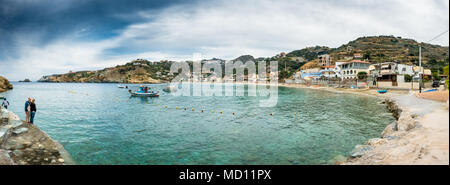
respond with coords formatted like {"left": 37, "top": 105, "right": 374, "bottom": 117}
{"left": 319, "top": 66, "right": 337, "bottom": 79}
{"left": 367, "top": 62, "right": 432, "bottom": 89}
{"left": 337, "top": 60, "right": 371, "bottom": 80}
{"left": 318, "top": 54, "right": 331, "bottom": 66}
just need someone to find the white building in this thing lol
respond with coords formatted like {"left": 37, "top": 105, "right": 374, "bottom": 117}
{"left": 337, "top": 60, "right": 371, "bottom": 80}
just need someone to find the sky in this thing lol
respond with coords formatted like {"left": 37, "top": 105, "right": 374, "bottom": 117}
{"left": 0, "top": 0, "right": 449, "bottom": 81}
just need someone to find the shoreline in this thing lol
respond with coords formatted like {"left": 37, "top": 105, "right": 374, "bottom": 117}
{"left": 4, "top": 81, "right": 448, "bottom": 165}
{"left": 0, "top": 109, "right": 75, "bottom": 165}
{"left": 277, "top": 83, "right": 449, "bottom": 165}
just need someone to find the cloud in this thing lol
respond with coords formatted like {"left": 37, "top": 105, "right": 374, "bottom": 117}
{"left": 0, "top": 0, "right": 448, "bottom": 81}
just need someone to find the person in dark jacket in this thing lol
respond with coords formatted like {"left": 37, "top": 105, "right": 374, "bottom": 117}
{"left": 25, "top": 98, "right": 31, "bottom": 123}
{"left": 30, "top": 98, "right": 37, "bottom": 124}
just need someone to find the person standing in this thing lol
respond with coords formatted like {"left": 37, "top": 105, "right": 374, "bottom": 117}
{"left": 2, "top": 98, "right": 9, "bottom": 109}
{"left": 25, "top": 98, "right": 31, "bottom": 123}
{"left": 30, "top": 99, "right": 37, "bottom": 124}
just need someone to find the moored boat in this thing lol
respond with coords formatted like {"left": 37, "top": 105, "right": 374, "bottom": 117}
{"left": 377, "top": 90, "right": 387, "bottom": 94}
{"left": 129, "top": 86, "right": 159, "bottom": 97}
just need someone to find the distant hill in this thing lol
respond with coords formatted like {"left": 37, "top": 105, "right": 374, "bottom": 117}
{"left": 38, "top": 59, "right": 173, "bottom": 83}
{"left": 331, "top": 36, "right": 448, "bottom": 65}
{"left": 38, "top": 35, "right": 449, "bottom": 83}
{"left": 233, "top": 55, "right": 255, "bottom": 62}
{"left": 0, "top": 76, "right": 13, "bottom": 92}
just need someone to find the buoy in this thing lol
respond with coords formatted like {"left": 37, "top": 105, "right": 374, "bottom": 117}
{"left": 270, "top": 112, "right": 273, "bottom": 116}
{"left": 165, "top": 105, "right": 168, "bottom": 108}
{"left": 220, "top": 111, "right": 223, "bottom": 114}
{"left": 232, "top": 112, "right": 235, "bottom": 115}
{"left": 184, "top": 107, "right": 187, "bottom": 111}
{"left": 176, "top": 106, "right": 179, "bottom": 110}
{"left": 201, "top": 109, "right": 204, "bottom": 113}
{"left": 294, "top": 112, "right": 297, "bottom": 116}
{"left": 192, "top": 108, "right": 195, "bottom": 111}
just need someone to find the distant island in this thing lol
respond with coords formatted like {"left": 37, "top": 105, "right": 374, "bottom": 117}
{"left": 18, "top": 79, "right": 31, "bottom": 82}
{"left": 39, "top": 35, "right": 449, "bottom": 83}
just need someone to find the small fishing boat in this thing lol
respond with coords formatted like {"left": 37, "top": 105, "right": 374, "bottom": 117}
{"left": 129, "top": 86, "right": 159, "bottom": 97}
{"left": 377, "top": 90, "right": 388, "bottom": 94}
{"left": 117, "top": 85, "right": 128, "bottom": 89}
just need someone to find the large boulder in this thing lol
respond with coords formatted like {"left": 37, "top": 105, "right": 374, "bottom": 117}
{"left": 350, "top": 145, "right": 373, "bottom": 158}
{"left": 397, "top": 112, "right": 417, "bottom": 131}
{"left": 381, "top": 122, "right": 397, "bottom": 138}
{"left": 0, "top": 76, "right": 13, "bottom": 93}
{"left": 367, "top": 138, "right": 388, "bottom": 146}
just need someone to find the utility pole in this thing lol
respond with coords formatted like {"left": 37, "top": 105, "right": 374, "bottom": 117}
{"left": 419, "top": 45, "right": 422, "bottom": 93}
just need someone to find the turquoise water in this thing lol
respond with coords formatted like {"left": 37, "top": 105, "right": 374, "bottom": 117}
{"left": 1, "top": 82, "right": 394, "bottom": 165}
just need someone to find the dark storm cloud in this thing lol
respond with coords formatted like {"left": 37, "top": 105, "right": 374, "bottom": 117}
{"left": 0, "top": 0, "right": 193, "bottom": 58}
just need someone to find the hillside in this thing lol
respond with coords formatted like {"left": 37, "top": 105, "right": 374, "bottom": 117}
{"left": 0, "top": 76, "right": 13, "bottom": 92}
{"left": 38, "top": 59, "right": 173, "bottom": 83}
{"left": 285, "top": 36, "right": 449, "bottom": 72}
{"left": 38, "top": 35, "right": 449, "bottom": 83}
{"left": 332, "top": 36, "right": 448, "bottom": 65}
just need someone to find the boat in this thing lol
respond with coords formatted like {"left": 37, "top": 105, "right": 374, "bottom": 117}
{"left": 129, "top": 86, "right": 159, "bottom": 97}
{"left": 118, "top": 85, "right": 128, "bottom": 89}
{"left": 162, "top": 85, "right": 177, "bottom": 93}
{"left": 377, "top": 90, "right": 388, "bottom": 94}
{"left": 424, "top": 89, "right": 438, "bottom": 93}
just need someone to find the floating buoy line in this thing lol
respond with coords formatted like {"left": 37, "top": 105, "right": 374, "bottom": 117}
{"left": 67, "top": 90, "right": 299, "bottom": 117}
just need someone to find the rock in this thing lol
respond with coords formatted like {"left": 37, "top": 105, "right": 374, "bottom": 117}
{"left": 350, "top": 145, "right": 373, "bottom": 158}
{"left": 51, "top": 159, "right": 56, "bottom": 163}
{"left": 58, "top": 158, "right": 64, "bottom": 163}
{"left": 381, "top": 122, "right": 397, "bottom": 138}
{"left": 12, "top": 127, "right": 28, "bottom": 135}
{"left": 13, "top": 150, "right": 24, "bottom": 157}
{"left": 397, "top": 112, "right": 416, "bottom": 131}
{"left": 0, "top": 149, "right": 15, "bottom": 165}
{"left": 367, "top": 138, "right": 388, "bottom": 146}
{"left": 328, "top": 155, "right": 347, "bottom": 164}
{"left": 384, "top": 135, "right": 400, "bottom": 140}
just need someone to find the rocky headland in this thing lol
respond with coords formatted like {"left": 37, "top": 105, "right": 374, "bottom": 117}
{"left": 0, "top": 76, "right": 13, "bottom": 93}
{"left": 38, "top": 59, "right": 169, "bottom": 83}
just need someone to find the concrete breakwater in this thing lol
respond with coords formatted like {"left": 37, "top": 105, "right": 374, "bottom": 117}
{"left": 344, "top": 92, "right": 449, "bottom": 165}
{"left": 0, "top": 109, "right": 74, "bottom": 165}
{"left": 345, "top": 98, "right": 417, "bottom": 161}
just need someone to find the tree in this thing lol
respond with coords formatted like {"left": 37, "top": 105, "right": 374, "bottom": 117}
{"left": 357, "top": 71, "right": 367, "bottom": 80}
{"left": 404, "top": 74, "right": 412, "bottom": 82}
{"left": 444, "top": 65, "right": 449, "bottom": 89}
{"left": 279, "top": 70, "right": 290, "bottom": 80}
{"left": 432, "top": 72, "right": 441, "bottom": 81}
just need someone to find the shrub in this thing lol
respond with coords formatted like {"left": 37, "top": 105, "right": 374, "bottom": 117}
{"left": 404, "top": 74, "right": 412, "bottom": 82}
{"left": 357, "top": 71, "right": 367, "bottom": 80}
